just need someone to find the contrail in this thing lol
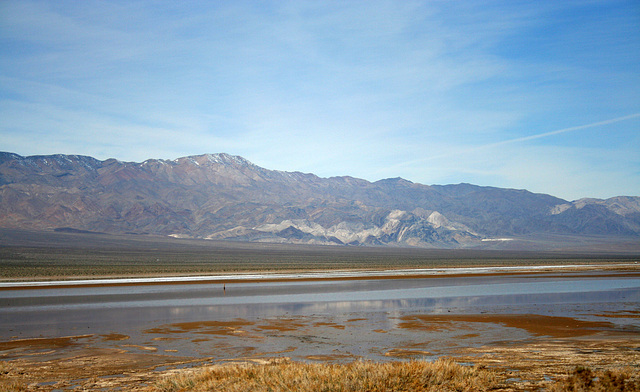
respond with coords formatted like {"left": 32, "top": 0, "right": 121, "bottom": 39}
{"left": 386, "top": 112, "right": 640, "bottom": 173}
{"left": 406, "top": 113, "right": 640, "bottom": 166}
{"left": 485, "top": 112, "right": 640, "bottom": 148}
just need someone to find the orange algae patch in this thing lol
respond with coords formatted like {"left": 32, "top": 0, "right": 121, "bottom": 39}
{"left": 0, "top": 334, "right": 93, "bottom": 351}
{"left": 100, "top": 333, "right": 129, "bottom": 341}
{"left": 398, "top": 314, "right": 616, "bottom": 338}
{"left": 384, "top": 348, "right": 433, "bottom": 358}
{"left": 192, "top": 338, "right": 210, "bottom": 343}
{"left": 145, "top": 319, "right": 255, "bottom": 337}
{"left": 396, "top": 317, "right": 462, "bottom": 332}
{"left": 456, "top": 333, "right": 480, "bottom": 339}
{"left": 255, "top": 318, "right": 307, "bottom": 332}
{"left": 151, "top": 337, "right": 182, "bottom": 341}
{"left": 313, "top": 322, "right": 346, "bottom": 330}
{"left": 591, "top": 310, "right": 640, "bottom": 319}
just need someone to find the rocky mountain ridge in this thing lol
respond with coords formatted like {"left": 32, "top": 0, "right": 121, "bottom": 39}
{"left": 1, "top": 152, "right": 639, "bottom": 248}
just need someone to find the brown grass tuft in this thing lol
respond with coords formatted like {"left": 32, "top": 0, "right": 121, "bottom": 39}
{"left": 548, "top": 366, "right": 640, "bottom": 392}
{"left": 0, "top": 362, "right": 26, "bottom": 392}
{"left": 149, "top": 358, "right": 498, "bottom": 392}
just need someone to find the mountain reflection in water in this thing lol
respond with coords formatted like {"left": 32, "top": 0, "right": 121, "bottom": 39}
{"left": 1, "top": 271, "right": 638, "bottom": 360}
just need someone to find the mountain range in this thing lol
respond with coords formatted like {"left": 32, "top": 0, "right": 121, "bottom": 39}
{"left": 1, "top": 152, "right": 639, "bottom": 249}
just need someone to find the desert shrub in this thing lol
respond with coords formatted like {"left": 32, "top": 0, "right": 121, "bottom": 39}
{"left": 549, "top": 366, "right": 640, "bottom": 392}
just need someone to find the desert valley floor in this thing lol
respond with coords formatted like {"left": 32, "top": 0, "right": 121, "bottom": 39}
{"left": 0, "top": 231, "right": 639, "bottom": 390}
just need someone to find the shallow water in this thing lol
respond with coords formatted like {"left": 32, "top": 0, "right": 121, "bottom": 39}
{"left": 1, "top": 270, "right": 639, "bottom": 361}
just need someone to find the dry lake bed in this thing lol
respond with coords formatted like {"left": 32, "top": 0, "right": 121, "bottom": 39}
{"left": 1, "top": 264, "right": 639, "bottom": 390}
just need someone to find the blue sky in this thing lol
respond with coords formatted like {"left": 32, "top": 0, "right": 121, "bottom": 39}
{"left": 1, "top": 0, "right": 638, "bottom": 200}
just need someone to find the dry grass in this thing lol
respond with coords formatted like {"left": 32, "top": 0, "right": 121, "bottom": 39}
{"left": 3, "top": 358, "right": 639, "bottom": 391}
{"left": 0, "top": 383, "right": 24, "bottom": 392}
{"left": 149, "top": 358, "right": 499, "bottom": 392}
{"left": 0, "top": 362, "right": 25, "bottom": 392}
{"left": 149, "top": 360, "right": 640, "bottom": 392}
{"left": 548, "top": 366, "right": 640, "bottom": 392}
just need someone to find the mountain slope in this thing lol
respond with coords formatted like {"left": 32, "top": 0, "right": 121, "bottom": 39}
{"left": 0, "top": 152, "right": 638, "bottom": 248}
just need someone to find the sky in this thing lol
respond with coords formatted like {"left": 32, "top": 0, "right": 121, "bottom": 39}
{"left": 1, "top": 0, "right": 639, "bottom": 201}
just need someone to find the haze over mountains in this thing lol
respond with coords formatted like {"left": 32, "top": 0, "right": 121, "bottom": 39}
{"left": 1, "top": 152, "right": 639, "bottom": 249}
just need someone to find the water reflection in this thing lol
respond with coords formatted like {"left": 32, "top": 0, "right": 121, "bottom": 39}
{"left": 1, "top": 274, "right": 638, "bottom": 342}
{"left": 3, "top": 277, "right": 639, "bottom": 312}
